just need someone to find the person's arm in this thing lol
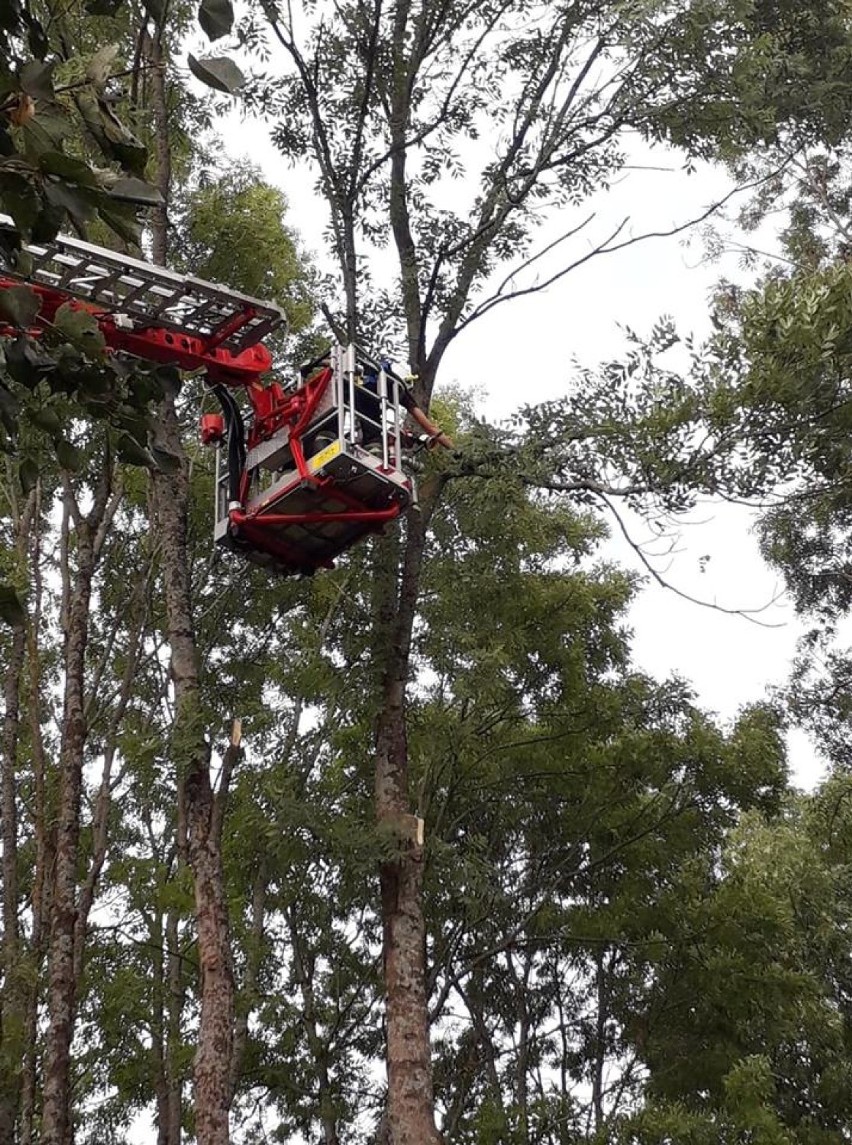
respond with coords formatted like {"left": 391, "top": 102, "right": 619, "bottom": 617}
{"left": 400, "top": 389, "right": 454, "bottom": 449}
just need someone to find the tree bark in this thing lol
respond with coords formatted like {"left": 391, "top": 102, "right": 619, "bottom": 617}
{"left": 185, "top": 774, "right": 234, "bottom": 1145}
{"left": 144, "top": 17, "right": 236, "bottom": 1136}
{"left": 152, "top": 904, "right": 170, "bottom": 1145}
{"left": 374, "top": 50, "right": 452, "bottom": 1140}
{"left": 146, "top": 27, "right": 170, "bottom": 266}
{"left": 231, "top": 865, "right": 266, "bottom": 1097}
{"left": 73, "top": 564, "right": 143, "bottom": 986}
{"left": 20, "top": 493, "right": 51, "bottom": 1145}
{"left": 237, "top": 12, "right": 451, "bottom": 1136}
{"left": 287, "top": 906, "right": 340, "bottom": 1145}
{"left": 152, "top": 399, "right": 235, "bottom": 1145}
{"left": 373, "top": 510, "right": 441, "bottom": 1145}
{"left": 150, "top": 868, "right": 185, "bottom": 1145}
{"left": 506, "top": 946, "right": 531, "bottom": 1144}
{"left": 166, "top": 907, "right": 185, "bottom": 1144}
{"left": 0, "top": 485, "right": 35, "bottom": 1142}
{"left": 377, "top": 805, "right": 436, "bottom": 1144}
{"left": 41, "top": 481, "right": 105, "bottom": 1145}
{"left": 0, "top": 622, "right": 26, "bottom": 1144}
{"left": 591, "top": 947, "right": 613, "bottom": 1134}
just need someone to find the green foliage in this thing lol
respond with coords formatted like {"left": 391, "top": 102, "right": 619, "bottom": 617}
{"left": 176, "top": 165, "right": 315, "bottom": 336}
{"left": 617, "top": 796, "right": 852, "bottom": 1144}
{"left": 7, "top": 1, "right": 852, "bottom": 1141}
{"left": 188, "top": 53, "right": 244, "bottom": 94}
{"left": 0, "top": 0, "right": 244, "bottom": 240}
{"left": 641, "top": 0, "right": 852, "bottom": 160}
{"left": 0, "top": 3, "right": 158, "bottom": 240}
{"left": 0, "top": 331, "right": 182, "bottom": 457}
{"left": 244, "top": 0, "right": 852, "bottom": 388}
{"left": 2, "top": 354, "right": 849, "bottom": 1143}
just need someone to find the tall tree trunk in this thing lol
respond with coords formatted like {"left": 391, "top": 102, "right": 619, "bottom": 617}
{"left": 145, "top": 18, "right": 236, "bottom": 1140}
{"left": 73, "top": 561, "right": 142, "bottom": 985}
{"left": 0, "top": 622, "right": 26, "bottom": 1144}
{"left": 150, "top": 884, "right": 185, "bottom": 1145}
{"left": 152, "top": 905, "right": 170, "bottom": 1145}
{"left": 152, "top": 400, "right": 236, "bottom": 1145}
{"left": 20, "top": 492, "right": 51, "bottom": 1145}
{"left": 0, "top": 486, "right": 35, "bottom": 1142}
{"left": 287, "top": 908, "right": 340, "bottom": 1145}
{"left": 41, "top": 460, "right": 118, "bottom": 1145}
{"left": 373, "top": 511, "right": 441, "bottom": 1145}
{"left": 41, "top": 486, "right": 103, "bottom": 1145}
{"left": 371, "top": 18, "right": 455, "bottom": 1135}
{"left": 144, "top": 33, "right": 187, "bottom": 1145}
{"left": 591, "top": 947, "right": 612, "bottom": 1134}
{"left": 166, "top": 906, "right": 185, "bottom": 1144}
{"left": 279, "top": 10, "right": 447, "bottom": 1129}
{"left": 231, "top": 866, "right": 266, "bottom": 1096}
{"left": 146, "top": 27, "right": 170, "bottom": 266}
{"left": 507, "top": 946, "right": 532, "bottom": 1144}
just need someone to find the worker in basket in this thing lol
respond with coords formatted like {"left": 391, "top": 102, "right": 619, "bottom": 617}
{"left": 364, "top": 361, "right": 451, "bottom": 451}
{"left": 302, "top": 351, "right": 453, "bottom": 455}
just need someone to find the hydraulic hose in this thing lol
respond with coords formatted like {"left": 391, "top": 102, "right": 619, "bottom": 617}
{"left": 211, "top": 384, "right": 246, "bottom": 504}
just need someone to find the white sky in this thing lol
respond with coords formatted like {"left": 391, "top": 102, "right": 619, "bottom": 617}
{"left": 220, "top": 108, "right": 822, "bottom": 789}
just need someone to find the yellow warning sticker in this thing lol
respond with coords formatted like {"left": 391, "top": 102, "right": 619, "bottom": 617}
{"left": 308, "top": 440, "right": 342, "bottom": 471}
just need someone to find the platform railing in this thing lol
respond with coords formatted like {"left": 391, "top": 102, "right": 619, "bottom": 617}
{"left": 331, "top": 343, "right": 406, "bottom": 474}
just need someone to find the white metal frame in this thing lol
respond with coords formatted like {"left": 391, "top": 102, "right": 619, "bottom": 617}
{"left": 0, "top": 214, "right": 287, "bottom": 352}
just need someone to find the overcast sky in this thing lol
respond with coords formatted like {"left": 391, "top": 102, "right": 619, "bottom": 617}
{"left": 221, "top": 108, "right": 820, "bottom": 788}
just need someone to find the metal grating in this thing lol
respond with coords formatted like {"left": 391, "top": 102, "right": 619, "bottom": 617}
{"left": 0, "top": 215, "right": 287, "bottom": 352}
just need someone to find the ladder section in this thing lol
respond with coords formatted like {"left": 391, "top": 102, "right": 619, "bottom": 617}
{"left": 0, "top": 215, "right": 287, "bottom": 353}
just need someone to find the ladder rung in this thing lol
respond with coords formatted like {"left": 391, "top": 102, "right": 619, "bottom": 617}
{"left": 0, "top": 215, "right": 287, "bottom": 352}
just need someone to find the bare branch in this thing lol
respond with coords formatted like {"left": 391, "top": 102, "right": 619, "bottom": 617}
{"left": 456, "top": 176, "right": 773, "bottom": 335}
{"left": 600, "top": 491, "right": 787, "bottom": 627}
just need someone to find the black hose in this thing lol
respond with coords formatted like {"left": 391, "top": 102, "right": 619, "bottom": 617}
{"left": 211, "top": 383, "right": 245, "bottom": 505}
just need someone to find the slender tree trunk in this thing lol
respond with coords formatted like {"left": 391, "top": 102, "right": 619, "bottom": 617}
{"left": 147, "top": 28, "right": 170, "bottom": 267}
{"left": 166, "top": 907, "right": 185, "bottom": 1144}
{"left": 341, "top": 207, "right": 358, "bottom": 342}
{"left": 152, "top": 399, "right": 235, "bottom": 1145}
{"left": 0, "top": 622, "right": 26, "bottom": 1144}
{"left": 378, "top": 825, "right": 435, "bottom": 1144}
{"left": 592, "top": 948, "right": 610, "bottom": 1133}
{"left": 150, "top": 874, "right": 185, "bottom": 1145}
{"left": 41, "top": 458, "right": 116, "bottom": 1145}
{"left": 371, "top": 19, "right": 456, "bottom": 1133}
{"left": 373, "top": 512, "right": 441, "bottom": 1145}
{"left": 73, "top": 566, "right": 141, "bottom": 985}
{"left": 152, "top": 904, "right": 170, "bottom": 1145}
{"left": 41, "top": 501, "right": 98, "bottom": 1145}
{"left": 144, "top": 52, "right": 186, "bottom": 1137}
{"left": 145, "top": 19, "right": 237, "bottom": 1139}
{"left": 288, "top": 908, "right": 340, "bottom": 1145}
{"left": 250, "top": 13, "right": 446, "bottom": 1137}
{"left": 185, "top": 771, "right": 234, "bottom": 1145}
{"left": 0, "top": 485, "right": 36, "bottom": 1142}
{"left": 507, "top": 946, "right": 531, "bottom": 1144}
{"left": 458, "top": 978, "right": 505, "bottom": 1127}
{"left": 20, "top": 491, "right": 51, "bottom": 1145}
{"left": 231, "top": 866, "right": 266, "bottom": 1095}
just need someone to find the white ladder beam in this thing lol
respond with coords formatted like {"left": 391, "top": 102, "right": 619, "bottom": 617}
{"left": 0, "top": 215, "right": 287, "bottom": 351}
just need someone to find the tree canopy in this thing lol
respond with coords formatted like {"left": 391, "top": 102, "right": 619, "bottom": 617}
{"left": 4, "top": 2, "right": 852, "bottom": 1144}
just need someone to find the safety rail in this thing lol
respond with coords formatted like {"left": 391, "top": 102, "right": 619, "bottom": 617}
{"left": 330, "top": 343, "right": 406, "bottom": 476}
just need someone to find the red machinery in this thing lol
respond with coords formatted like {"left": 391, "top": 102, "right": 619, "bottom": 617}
{"left": 0, "top": 218, "right": 437, "bottom": 576}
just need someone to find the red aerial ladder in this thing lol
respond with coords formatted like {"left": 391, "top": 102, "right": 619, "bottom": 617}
{"left": 0, "top": 217, "right": 449, "bottom": 576}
